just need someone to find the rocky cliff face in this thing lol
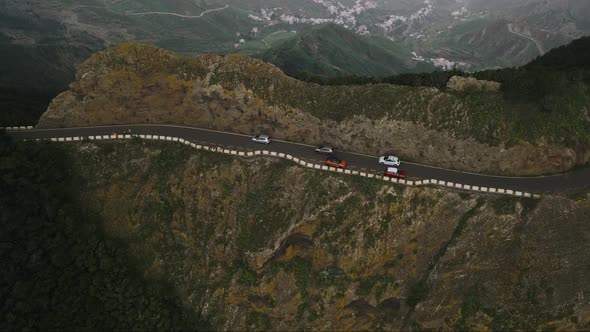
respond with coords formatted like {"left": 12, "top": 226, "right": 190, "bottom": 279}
{"left": 446, "top": 76, "right": 501, "bottom": 92}
{"left": 65, "top": 139, "right": 589, "bottom": 331}
{"left": 38, "top": 43, "right": 588, "bottom": 175}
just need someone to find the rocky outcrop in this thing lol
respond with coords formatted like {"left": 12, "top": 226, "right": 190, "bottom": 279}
{"left": 38, "top": 43, "right": 587, "bottom": 175}
{"left": 67, "top": 139, "right": 590, "bottom": 331}
{"left": 446, "top": 75, "right": 501, "bottom": 92}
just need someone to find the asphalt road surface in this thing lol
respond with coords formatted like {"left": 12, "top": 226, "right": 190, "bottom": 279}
{"left": 7, "top": 124, "right": 590, "bottom": 194}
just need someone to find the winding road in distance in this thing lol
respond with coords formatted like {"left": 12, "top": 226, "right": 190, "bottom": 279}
{"left": 122, "top": 5, "right": 229, "bottom": 18}
{"left": 74, "top": 2, "right": 229, "bottom": 19}
{"left": 7, "top": 124, "right": 590, "bottom": 195}
{"left": 508, "top": 23, "right": 545, "bottom": 55}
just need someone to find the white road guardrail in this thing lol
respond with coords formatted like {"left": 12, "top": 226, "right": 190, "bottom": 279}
{"left": 8, "top": 129, "right": 540, "bottom": 198}
{"left": 2, "top": 125, "right": 34, "bottom": 131}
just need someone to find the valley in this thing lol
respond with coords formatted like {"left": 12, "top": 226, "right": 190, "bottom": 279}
{"left": 2, "top": 0, "right": 589, "bottom": 94}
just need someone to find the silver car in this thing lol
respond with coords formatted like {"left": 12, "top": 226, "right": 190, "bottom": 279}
{"left": 315, "top": 145, "right": 335, "bottom": 154}
{"left": 379, "top": 155, "right": 401, "bottom": 166}
{"left": 251, "top": 134, "right": 271, "bottom": 144}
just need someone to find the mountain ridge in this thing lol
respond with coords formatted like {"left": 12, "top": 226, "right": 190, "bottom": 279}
{"left": 37, "top": 41, "right": 590, "bottom": 175}
{"left": 2, "top": 0, "right": 589, "bottom": 96}
{"left": 259, "top": 23, "right": 435, "bottom": 77}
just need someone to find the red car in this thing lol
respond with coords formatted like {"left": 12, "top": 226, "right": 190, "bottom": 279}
{"left": 384, "top": 167, "right": 406, "bottom": 179}
{"left": 324, "top": 156, "right": 347, "bottom": 169}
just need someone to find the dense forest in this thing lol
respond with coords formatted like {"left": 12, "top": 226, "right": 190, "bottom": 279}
{"left": 291, "top": 37, "right": 590, "bottom": 148}
{"left": 0, "top": 133, "right": 210, "bottom": 330}
{"left": 293, "top": 36, "right": 590, "bottom": 100}
{"left": 0, "top": 88, "right": 53, "bottom": 127}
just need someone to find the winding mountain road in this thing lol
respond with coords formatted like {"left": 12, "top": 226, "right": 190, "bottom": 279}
{"left": 508, "top": 23, "right": 545, "bottom": 55}
{"left": 75, "top": 1, "right": 229, "bottom": 19}
{"left": 7, "top": 124, "right": 590, "bottom": 195}
{"left": 122, "top": 5, "right": 229, "bottom": 18}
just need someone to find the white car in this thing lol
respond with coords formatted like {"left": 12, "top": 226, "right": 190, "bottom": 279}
{"left": 251, "top": 134, "right": 271, "bottom": 144}
{"left": 315, "top": 145, "right": 335, "bottom": 154}
{"left": 379, "top": 155, "right": 401, "bottom": 167}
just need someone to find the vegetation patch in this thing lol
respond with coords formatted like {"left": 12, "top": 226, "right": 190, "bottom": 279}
{"left": 236, "top": 161, "right": 294, "bottom": 252}
{"left": 521, "top": 197, "right": 541, "bottom": 215}
{"left": 288, "top": 256, "right": 313, "bottom": 298}
{"left": 406, "top": 201, "right": 483, "bottom": 313}
{"left": 246, "top": 311, "right": 271, "bottom": 331}
{"left": 287, "top": 37, "right": 590, "bottom": 148}
{"left": 0, "top": 88, "right": 53, "bottom": 126}
{"left": 235, "top": 261, "right": 259, "bottom": 286}
{"left": 492, "top": 197, "right": 518, "bottom": 215}
{"left": 357, "top": 274, "right": 396, "bottom": 298}
{"left": 454, "top": 284, "right": 486, "bottom": 330}
{"left": 347, "top": 175, "right": 384, "bottom": 197}
{"left": 319, "top": 267, "right": 347, "bottom": 288}
{"left": 406, "top": 280, "right": 429, "bottom": 308}
{"left": 0, "top": 134, "right": 209, "bottom": 330}
{"left": 148, "top": 142, "right": 191, "bottom": 175}
{"left": 567, "top": 190, "right": 589, "bottom": 202}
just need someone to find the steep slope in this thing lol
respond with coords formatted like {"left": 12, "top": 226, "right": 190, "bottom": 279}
{"left": 419, "top": 18, "right": 544, "bottom": 69}
{"left": 529, "top": 36, "right": 590, "bottom": 66}
{"left": 0, "top": 0, "right": 253, "bottom": 94}
{"left": 0, "top": 8, "right": 103, "bottom": 95}
{"left": 0, "top": 88, "right": 53, "bottom": 127}
{"left": 260, "top": 23, "right": 434, "bottom": 77}
{"left": 38, "top": 43, "right": 590, "bottom": 175}
{"left": 3, "top": 136, "right": 589, "bottom": 330}
{"left": 0, "top": 135, "right": 210, "bottom": 330}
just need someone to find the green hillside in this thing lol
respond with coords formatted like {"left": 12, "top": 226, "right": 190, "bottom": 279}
{"left": 2, "top": 133, "right": 589, "bottom": 331}
{"left": 0, "top": 0, "right": 255, "bottom": 94}
{"left": 295, "top": 35, "right": 590, "bottom": 149}
{"left": 0, "top": 134, "right": 211, "bottom": 330}
{"left": 528, "top": 36, "right": 590, "bottom": 67}
{"left": 259, "top": 23, "right": 434, "bottom": 77}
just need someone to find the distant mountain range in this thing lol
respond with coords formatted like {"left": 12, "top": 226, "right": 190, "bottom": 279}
{"left": 259, "top": 23, "right": 434, "bottom": 77}
{"left": 237, "top": 0, "right": 590, "bottom": 70}
{"left": 1, "top": 0, "right": 589, "bottom": 94}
